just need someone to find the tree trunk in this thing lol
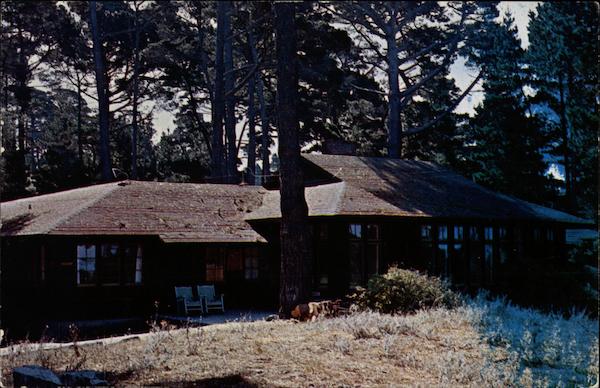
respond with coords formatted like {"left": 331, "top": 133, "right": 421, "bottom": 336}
{"left": 131, "top": 4, "right": 140, "bottom": 179}
{"left": 246, "top": 22, "right": 257, "bottom": 184}
{"left": 249, "top": 21, "right": 270, "bottom": 183}
{"left": 223, "top": 1, "right": 237, "bottom": 183}
{"left": 257, "top": 75, "right": 270, "bottom": 183}
{"left": 247, "top": 73, "right": 256, "bottom": 184}
{"left": 89, "top": 1, "right": 112, "bottom": 181}
{"left": 211, "top": 1, "right": 227, "bottom": 182}
{"left": 275, "top": 2, "right": 312, "bottom": 317}
{"left": 386, "top": 32, "right": 401, "bottom": 158}
{"left": 558, "top": 73, "right": 572, "bottom": 209}
{"left": 76, "top": 73, "right": 83, "bottom": 165}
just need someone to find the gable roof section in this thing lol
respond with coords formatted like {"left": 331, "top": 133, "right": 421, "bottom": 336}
{"left": 1, "top": 181, "right": 267, "bottom": 242}
{"left": 300, "top": 154, "right": 591, "bottom": 225}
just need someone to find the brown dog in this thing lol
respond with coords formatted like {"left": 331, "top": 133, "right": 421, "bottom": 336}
{"left": 290, "top": 300, "right": 341, "bottom": 321}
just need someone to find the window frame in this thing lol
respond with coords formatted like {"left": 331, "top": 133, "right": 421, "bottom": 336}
{"left": 76, "top": 242, "right": 143, "bottom": 287}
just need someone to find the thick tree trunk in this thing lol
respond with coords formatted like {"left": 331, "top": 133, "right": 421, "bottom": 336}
{"left": 275, "top": 2, "right": 312, "bottom": 317}
{"left": 89, "top": 1, "right": 112, "bottom": 181}
{"left": 386, "top": 33, "right": 401, "bottom": 158}
{"left": 223, "top": 1, "right": 237, "bottom": 183}
{"left": 211, "top": 1, "right": 227, "bottom": 182}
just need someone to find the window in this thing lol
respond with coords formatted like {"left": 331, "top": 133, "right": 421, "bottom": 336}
{"left": 366, "top": 224, "right": 380, "bottom": 278}
{"left": 546, "top": 228, "right": 554, "bottom": 241}
{"left": 244, "top": 247, "right": 260, "bottom": 280}
{"left": 468, "top": 226, "right": 482, "bottom": 286}
{"left": 77, "top": 244, "right": 96, "bottom": 285}
{"left": 469, "top": 226, "right": 480, "bottom": 241}
{"left": 349, "top": 224, "right": 362, "bottom": 239}
{"left": 77, "top": 243, "right": 142, "bottom": 286}
{"left": 437, "top": 225, "right": 449, "bottom": 278}
{"left": 452, "top": 225, "right": 466, "bottom": 284}
{"left": 498, "top": 227, "right": 507, "bottom": 240}
{"left": 437, "top": 244, "right": 449, "bottom": 278}
{"left": 533, "top": 228, "right": 542, "bottom": 241}
{"left": 484, "top": 227, "right": 494, "bottom": 241}
{"left": 100, "top": 244, "right": 120, "bottom": 284}
{"left": 421, "top": 225, "right": 433, "bottom": 240}
{"left": 453, "top": 226, "right": 464, "bottom": 241}
{"left": 349, "top": 241, "right": 364, "bottom": 287}
{"left": 484, "top": 227, "right": 494, "bottom": 284}
{"left": 438, "top": 225, "right": 448, "bottom": 241}
{"left": 226, "top": 249, "right": 243, "bottom": 271}
{"left": 206, "top": 256, "right": 224, "bottom": 282}
{"left": 498, "top": 227, "right": 509, "bottom": 265}
{"left": 319, "top": 224, "right": 329, "bottom": 240}
{"left": 366, "top": 224, "right": 379, "bottom": 240}
{"left": 244, "top": 256, "right": 259, "bottom": 280}
{"left": 135, "top": 245, "right": 143, "bottom": 284}
{"left": 484, "top": 244, "right": 494, "bottom": 283}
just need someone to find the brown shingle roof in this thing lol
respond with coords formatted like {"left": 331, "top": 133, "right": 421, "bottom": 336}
{"left": 245, "top": 181, "right": 405, "bottom": 220}
{"left": 1, "top": 181, "right": 268, "bottom": 242}
{"left": 299, "top": 154, "right": 591, "bottom": 225}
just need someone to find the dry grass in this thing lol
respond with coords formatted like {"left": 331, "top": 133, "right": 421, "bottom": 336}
{"left": 1, "top": 298, "right": 598, "bottom": 387}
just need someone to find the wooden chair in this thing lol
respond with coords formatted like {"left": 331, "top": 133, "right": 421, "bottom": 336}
{"left": 197, "top": 285, "right": 225, "bottom": 313}
{"left": 174, "top": 286, "right": 204, "bottom": 315}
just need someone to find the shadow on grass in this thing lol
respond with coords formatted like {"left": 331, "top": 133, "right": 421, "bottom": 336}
{"left": 109, "top": 373, "right": 261, "bottom": 387}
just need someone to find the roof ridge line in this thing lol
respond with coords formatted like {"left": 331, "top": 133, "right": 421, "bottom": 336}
{"left": 46, "top": 183, "right": 121, "bottom": 234}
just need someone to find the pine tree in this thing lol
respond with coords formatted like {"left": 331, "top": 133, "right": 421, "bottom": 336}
{"left": 459, "top": 13, "right": 553, "bottom": 204}
{"left": 527, "top": 2, "right": 598, "bottom": 217}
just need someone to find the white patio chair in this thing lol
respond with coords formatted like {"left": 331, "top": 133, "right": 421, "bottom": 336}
{"left": 197, "top": 285, "right": 225, "bottom": 313}
{"left": 174, "top": 286, "right": 204, "bottom": 315}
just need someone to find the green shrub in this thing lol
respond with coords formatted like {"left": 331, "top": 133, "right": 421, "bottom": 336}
{"left": 350, "top": 266, "right": 461, "bottom": 314}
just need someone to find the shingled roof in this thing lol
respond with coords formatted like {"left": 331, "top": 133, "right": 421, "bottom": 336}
{"left": 1, "top": 181, "right": 267, "bottom": 243}
{"left": 294, "top": 154, "right": 591, "bottom": 225}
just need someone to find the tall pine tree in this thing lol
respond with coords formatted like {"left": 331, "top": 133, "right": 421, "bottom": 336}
{"left": 460, "top": 13, "right": 553, "bottom": 204}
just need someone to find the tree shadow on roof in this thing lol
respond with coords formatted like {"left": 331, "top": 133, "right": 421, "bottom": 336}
{"left": 1, "top": 213, "right": 36, "bottom": 235}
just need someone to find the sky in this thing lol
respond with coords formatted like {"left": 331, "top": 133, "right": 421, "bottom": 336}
{"left": 453, "top": 1, "right": 539, "bottom": 115}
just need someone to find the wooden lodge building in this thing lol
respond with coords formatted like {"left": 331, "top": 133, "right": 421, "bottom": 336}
{"left": 0, "top": 154, "right": 593, "bottom": 337}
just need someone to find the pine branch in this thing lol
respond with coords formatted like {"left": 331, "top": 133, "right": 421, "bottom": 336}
{"left": 401, "top": 71, "right": 482, "bottom": 138}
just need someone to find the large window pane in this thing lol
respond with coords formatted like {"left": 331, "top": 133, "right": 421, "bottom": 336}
{"left": 349, "top": 242, "right": 363, "bottom": 287}
{"left": 469, "top": 226, "right": 480, "bottom": 241}
{"left": 349, "top": 224, "right": 362, "bottom": 239}
{"left": 366, "top": 224, "right": 379, "bottom": 240}
{"left": 438, "top": 225, "right": 448, "bottom": 241}
{"left": 135, "top": 245, "right": 143, "bottom": 284}
{"left": 420, "top": 242, "right": 434, "bottom": 273}
{"left": 100, "top": 244, "right": 120, "bottom": 284}
{"left": 421, "top": 225, "right": 432, "bottom": 240}
{"left": 366, "top": 243, "right": 379, "bottom": 278}
{"left": 436, "top": 243, "right": 449, "bottom": 277}
{"left": 453, "top": 226, "right": 464, "bottom": 241}
{"left": 484, "top": 227, "right": 494, "bottom": 241}
{"left": 453, "top": 243, "right": 467, "bottom": 284}
{"left": 77, "top": 244, "right": 96, "bottom": 285}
